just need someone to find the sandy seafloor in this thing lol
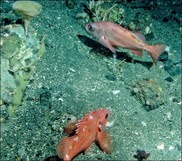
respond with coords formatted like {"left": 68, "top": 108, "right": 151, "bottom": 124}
{"left": 0, "top": 0, "right": 181, "bottom": 160}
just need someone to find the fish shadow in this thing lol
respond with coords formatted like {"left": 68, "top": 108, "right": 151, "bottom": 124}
{"left": 43, "top": 152, "right": 85, "bottom": 161}
{"left": 43, "top": 155, "right": 61, "bottom": 161}
{"left": 77, "top": 35, "right": 153, "bottom": 69}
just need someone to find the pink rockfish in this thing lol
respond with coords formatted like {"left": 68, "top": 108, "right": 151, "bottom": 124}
{"left": 57, "top": 108, "right": 112, "bottom": 161}
{"left": 85, "top": 21, "right": 166, "bottom": 63}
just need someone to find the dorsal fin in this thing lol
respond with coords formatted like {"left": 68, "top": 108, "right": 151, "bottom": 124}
{"left": 76, "top": 114, "right": 91, "bottom": 134}
{"left": 132, "top": 31, "right": 146, "bottom": 43}
{"left": 76, "top": 110, "right": 98, "bottom": 134}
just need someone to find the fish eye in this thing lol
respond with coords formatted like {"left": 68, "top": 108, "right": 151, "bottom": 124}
{"left": 88, "top": 24, "right": 94, "bottom": 31}
{"left": 105, "top": 113, "right": 108, "bottom": 119}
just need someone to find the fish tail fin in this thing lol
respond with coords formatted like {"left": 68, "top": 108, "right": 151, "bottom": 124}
{"left": 56, "top": 137, "right": 74, "bottom": 160}
{"left": 147, "top": 44, "right": 166, "bottom": 64}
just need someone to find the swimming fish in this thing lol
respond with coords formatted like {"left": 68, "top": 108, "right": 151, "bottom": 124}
{"left": 85, "top": 21, "right": 166, "bottom": 63}
{"left": 56, "top": 108, "right": 112, "bottom": 161}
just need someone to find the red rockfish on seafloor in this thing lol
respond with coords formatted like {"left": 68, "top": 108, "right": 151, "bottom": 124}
{"left": 85, "top": 21, "right": 166, "bottom": 64}
{"left": 56, "top": 108, "right": 112, "bottom": 161}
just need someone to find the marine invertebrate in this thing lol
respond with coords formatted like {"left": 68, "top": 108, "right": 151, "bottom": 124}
{"left": 12, "top": 1, "right": 42, "bottom": 34}
{"left": 106, "top": 55, "right": 126, "bottom": 81}
{"left": 133, "top": 149, "right": 150, "bottom": 161}
{"left": 131, "top": 78, "right": 164, "bottom": 111}
{"left": 76, "top": 1, "right": 125, "bottom": 24}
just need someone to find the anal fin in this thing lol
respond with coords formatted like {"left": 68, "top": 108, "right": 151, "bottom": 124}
{"left": 130, "top": 49, "right": 143, "bottom": 56}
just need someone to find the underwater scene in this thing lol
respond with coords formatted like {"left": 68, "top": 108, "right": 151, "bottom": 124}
{"left": 0, "top": 0, "right": 181, "bottom": 160}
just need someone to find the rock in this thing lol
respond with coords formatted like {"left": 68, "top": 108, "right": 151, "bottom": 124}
{"left": 0, "top": 24, "right": 45, "bottom": 116}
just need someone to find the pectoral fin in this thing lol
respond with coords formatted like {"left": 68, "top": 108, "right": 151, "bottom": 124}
{"left": 99, "top": 36, "right": 116, "bottom": 53}
{"left": 97, "top": 131, "right": 113, "bottom": 154}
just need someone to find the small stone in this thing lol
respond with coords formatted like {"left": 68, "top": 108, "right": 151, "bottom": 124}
{"left": 169, "top": 146, "right": 174, "bottom": 150}
{"left": 67, "top": 115, "right": 77, "bottom": 122}
{"left": 105, "top": 74, "right": 116, "bottom": 81}
{"left": 156, "top": 143, "right": 165, "bottom": 150}
{"left": 165, "top": 76, "right": 173, "bottom": 82}
{"left": 106, "top": 120, "right": 114, "bottom": 127}
{"left": 133, "top": 88, "right": 139, "bottom": 93}
{"left": 52, "top": 124, "right": 57, "bottom": 130}
{"left": 146, "top": 100, "right": 151, "bottom": 105}
{"left": 112, "top": 90, "right": 120, "bottom": 95}
{"left": 165, "top": 46, "right": 170, "bottom": 52}
{"left": 166, "top": 112, "right": 172, "bottom": 120}
{"left": 141, "top": 121, "right": 147, "bottom": 126}
{"left": 145, "top": 26, "right": 151, "bottom": 34}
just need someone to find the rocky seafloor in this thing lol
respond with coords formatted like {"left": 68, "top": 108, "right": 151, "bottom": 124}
{"left": 0, "top": 0, "right": 181, "bottom": 160}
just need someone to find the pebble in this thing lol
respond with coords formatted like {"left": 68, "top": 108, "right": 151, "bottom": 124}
{"left": 106, "top": 120, "right": 114, "bottom": 127}
{"left": 141, "top": 121, "right": 147, "bottom": 126}
{"left": 169, "top": 146, "right": 174, "bottom": 150}
{"left": 112, "top": 90, "right": 120, "bottom": 95}
{"left": 156, "top": 143, "right": 165, "bottom": 150}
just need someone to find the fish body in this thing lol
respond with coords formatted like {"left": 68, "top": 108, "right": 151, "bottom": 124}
{"left": 57, "top": 109, "right": 112, "bottom": 161}
{"left": 85, "top": 21, "right": 166, "bottom": 63}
